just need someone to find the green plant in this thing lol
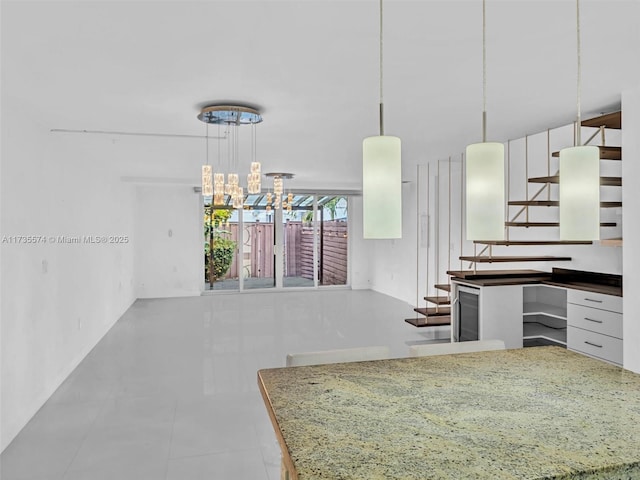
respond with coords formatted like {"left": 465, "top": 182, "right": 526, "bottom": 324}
{"left": 204, "top": 207, "right": 236, "bottom": 283}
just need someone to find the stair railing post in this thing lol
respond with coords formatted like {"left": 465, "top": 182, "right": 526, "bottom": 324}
{"left": 506, "top": 140, "right": 511, "bottom": 241}
{"left": 525, "top": 135, "right": 529, "bottom": 223}
{"left": 435, "top": 159, "right": 440, "bottom": 313}
{"left": 547, "top": 129, "right": 551, "bottom": 201}
{"left": 460, "top": 152, "right": 464, "bottom": 275}
{"left": 448, "top": 156, "right": 452, "bottom": 287}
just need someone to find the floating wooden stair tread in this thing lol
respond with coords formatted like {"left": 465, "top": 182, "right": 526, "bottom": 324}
{"left": 460, "top": 255, "right": 571, "bottom": 263}
{"left": 600, "top": 238, "right": 623, "bottom": 247}
{"left": 474, "top": 240, "right": 592, "bottom": 246}
{"left": 434, "top": 284, "right": 451, "bottom": 292}
{"left": 528, "top": 176, "right": 621, "bottom": 186}
{"left": 581, "top": 111, "right": 621, "bottom": 129}
{"left": 508, "top": 200, "right": 622, "bottom": 208}
{"left": 424, "top": 296, "right": 450, "bottom": 305}
{"left": 551, "top": 146, "right": 621, "bottom": 160}
{"left": 405, "top": 316, "right": 451, "bottom": 328}
{"left": 413, "top": 307, "right": 451, "bottom": 317}
{"left": 506, "top": 221, "right": 616, "bottom": 227}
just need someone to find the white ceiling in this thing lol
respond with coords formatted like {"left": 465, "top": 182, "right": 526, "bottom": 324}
{"left": 3, "top": 0, "right": 639, "bottom": 190}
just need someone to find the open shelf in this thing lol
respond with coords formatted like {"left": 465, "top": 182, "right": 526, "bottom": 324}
{"left": 523, "top": 302, "right": 566, "bottom": 320}
{"left": 523, "top": 285, "right": 567, "bottom": 347}
{"left": 523, "top": 322, "right": 567, "bottom": 346}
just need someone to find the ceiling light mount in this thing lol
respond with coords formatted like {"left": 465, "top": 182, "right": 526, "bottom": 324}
{"left": 264, "top": 172, "right": 295, "bottom": 180}
{"left": 197, "top": 105, "right": 262, "bottom": 125}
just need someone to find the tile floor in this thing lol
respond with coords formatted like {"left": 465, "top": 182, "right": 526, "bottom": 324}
{"left": 0, "top": 289, "right": 449, "bottom": 480}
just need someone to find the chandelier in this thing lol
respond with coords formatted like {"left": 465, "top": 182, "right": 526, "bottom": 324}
{"left": 265, "top": 173, "right": 294, "bottom": 211}
{"left": 198, "top": 104, "right": 263, "bottom": 208}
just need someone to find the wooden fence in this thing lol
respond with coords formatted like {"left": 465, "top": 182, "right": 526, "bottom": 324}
{"left": 215, "top": 220, "right": 347, "bottom": 285}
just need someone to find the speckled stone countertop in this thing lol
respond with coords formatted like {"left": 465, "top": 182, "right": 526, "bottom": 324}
{"left": 258, "top": 347, "right": 640, "bottom": 479}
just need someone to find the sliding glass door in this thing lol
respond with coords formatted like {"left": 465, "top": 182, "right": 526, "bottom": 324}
{"left": 204, "top": 203, "right": 240, "bottom": 291}
{"left": 203, "top": 194, "right": 348, "bottom": 291}
{"left": 318, "top": 196, "right": 348, "bottom": 286}
{"left": 283, "top": 195, "right": 315, "bottom": 288}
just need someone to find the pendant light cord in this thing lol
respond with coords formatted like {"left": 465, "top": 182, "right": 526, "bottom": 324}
{"left": 205, "top": 123, "right": 209, "bottom": 166}
{"left": 482, "top": 0, "right": 487, "bottom": 142}
{"left": 576, "top": 0, "right": 582, "bottom": 145}
{"left": 379, "top": 0, "right": 384, "bottom": 136}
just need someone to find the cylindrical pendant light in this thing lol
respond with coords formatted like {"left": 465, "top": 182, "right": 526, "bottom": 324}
{"left": 560, "top": 146, "right": 600, "bottom": 239}
{"left": 465, "top": 0, "right": 505, "bottom": 241}
{"left": 559, "top": 0, "right": 599, "bottom": 240}
{"left": 362, "top": 0, "right": 402, "bottom": 239}
{"left": 363, "top": 135, "right": 402, "bottom": 238}
{"left": 466, "top": 141, "right": 504, "bottom": 240}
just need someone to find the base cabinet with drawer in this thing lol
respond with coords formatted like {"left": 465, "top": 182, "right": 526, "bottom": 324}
{"left": 567, "top": 290, "right": 623, "bottom": 366}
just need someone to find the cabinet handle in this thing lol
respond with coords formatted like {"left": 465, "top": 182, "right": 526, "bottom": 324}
{"left": 583, "top": 317, "right": 603, "bottom": 324}
{"left": 584, "top": 341, "right": 603, "bottom": 348}
{"left": 584, "top": 298, "right": 603, "bottom": 303}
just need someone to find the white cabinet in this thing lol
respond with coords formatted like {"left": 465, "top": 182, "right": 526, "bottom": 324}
{"left": 567, "top": 290, "right": 623, "bottom": 366}
{"left": 523, "top": 285, "right": 567, "bottom": 347}
{"left": 452, "top": 282, "right": 523, "bottom": 349}
{"left": 567, "top": 290, "right": 623, "bottom": 314}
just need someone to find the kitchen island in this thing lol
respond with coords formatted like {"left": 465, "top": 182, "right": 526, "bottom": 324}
{"left": 258, "top": 347, "right": 640, "bottom": 479}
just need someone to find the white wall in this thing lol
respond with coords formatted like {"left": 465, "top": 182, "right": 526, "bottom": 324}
{"left": 0, "top": 99, "right": 136, "bottom": 451}
{"left": 622, "top": 85, "right": 640, "bottom": 373}
{"left": 135, "top": 185, "right": 203, "bottom": 298}
{"left": 348, "top": 195, "right": 371, "bottom": 290}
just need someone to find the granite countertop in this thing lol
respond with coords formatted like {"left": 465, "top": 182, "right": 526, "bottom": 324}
{"left": 258, "top": 347, "right": 640, "bottom": 479}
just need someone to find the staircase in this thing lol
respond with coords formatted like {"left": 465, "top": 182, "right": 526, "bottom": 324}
{"left": 405, "top": 284, "right": 451, "bottom": 327}
{"left": 470, "top": 111, "right": 621, "bottom": 265}
{"left": 405, "top": 111, "right": 622, "bottom": 328}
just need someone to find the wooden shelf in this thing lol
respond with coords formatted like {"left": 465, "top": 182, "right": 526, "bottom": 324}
{"left": 460, "top": 256, "right": 571, "bottom": 263}
{"left": 424, "top": 296, "right": 450, "bottom": 305}
{"left": 506, "top": 221, "right": 617, "bottom": 228}
{"left": 581, "top": 111, "right": 621, "bottom": 129}
{"left": 528, "top": 176, "right": 621, "bottom": 186}
{"left": 413, "top": 306, "right": 451, "bottom": 317}
{"left": 508, "top": 200, "right": 622, "bottom": 208}
{"left": 474, "top": 240, "right": 592, "bottom": 246}
{"left": 434, "top": 284, "right": 451, "bottom": 292}
{"left": 552, "top": 146, "right": 621, "bottom": 160}
{"left": 405, "top": 316, "right": 451, "bottom": 327}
